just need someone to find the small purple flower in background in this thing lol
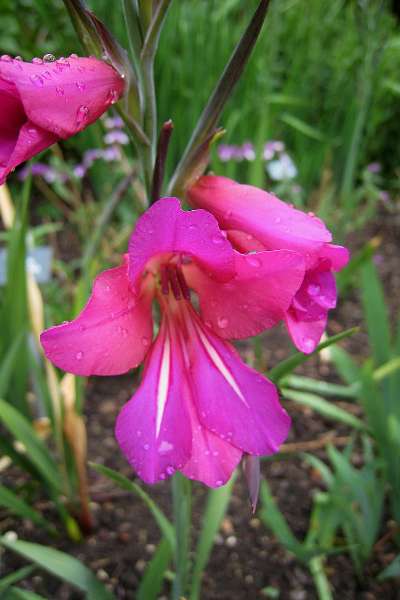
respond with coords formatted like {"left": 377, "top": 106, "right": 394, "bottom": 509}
{"left": 241, "top": 142, "right": 256, "bottom": 161}
{"left": 263, "top": 140, "right": 285, "bottom": 161}
{"left": 217, "top": 142, "right": 255, "bottom": 162}
{"left": 18, "top": 162, "right": 67, "bottom": 183}
{"left": 266, "top": 153, "right": 298, "bottom": 181}
{"left": 104, "top": 116, "right": 124, "bottom": 129}
{"left": 217, "top": 144, "right": 236, "bottom": 162}
{"left": 104, "top": 130, "right": 129, "bottom": 145}
{"left": 379, "top": 191, "right": 390, "bottom": 204}
{"left": 367, "top": 162, "right": 382, "bottom": 174}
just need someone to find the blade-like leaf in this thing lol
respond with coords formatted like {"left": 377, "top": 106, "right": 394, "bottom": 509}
{"left": 0, "top": 538, "right": 115, "bottom": 600}
{"left": 190, "top": 474, "right": 236, "bottom": 600}
{"left": 361, "top": 260, "right": 391, "bottom": 366}
{"left": 0, "top": 484, "right": 52, "bottom": 531}
{"left": 90, "top": 462, "right": 175, "bottom": 551}
{"left": 136, "top": 538, "right": 172, "bottom": 600}
{"left": 269, "top": 328, "right": 358, "bottom": 382}
{"left": 0, "top": 566, "right": 36, "bottom": 593}
{"left": 0, "top": 334, "right": 24, "bottom": 398}
{"left": 0, "top": 399, "right": 62, "bottom": 492}
{"left": 378, "top": 554, "right": 400, "bottom": 581}
{"left": 282, "top": 389, "right": 367, "bottom": 431}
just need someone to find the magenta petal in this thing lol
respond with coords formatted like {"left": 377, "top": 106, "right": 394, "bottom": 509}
{"left": 115, "top": 321, "right": 192, "bottom": 484}
{"left": 0, "top": 56, "right": 124, "bottom": 139}
{"left": 184, "top": 250, "right": 305, "bottom": 339}
{"left": 185, "top": 311, "right": 291, "bottom": 455}
{"left": 40, "top": 259, "right": 153, "bottom": 376}
{"left": 285, "top": 310, "right": 327, "bottom": 354}
{"left": 180, "top": 393, "right": 242, "bottom": 487}
{"left": 188, "top": 176, "right": 332, "bottom": 261}
{"left": 319, "top": 243, "right": 350, "bottom": 272}
{"left": 1, "top": 121, "right": 57, "bottom": 184}
{"left": 128, "top": 197, "right": 235, "bottom": 291}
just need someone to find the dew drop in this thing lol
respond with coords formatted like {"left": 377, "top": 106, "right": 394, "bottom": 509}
{"left": 212, "top": 450, "right": 219, "bottom": 457}
{"left": 15, "top": 56, "right": 23, "bottom": 61}
{"left": 302, "top": 338, "right": 315, "bottom": 352}
{"left": 166, "top": 466, "right": 175, "bottom": 475}
{"left": 28, "top": 128, "right": 37, "bottom": 137}
{"left": 142, "top": 336, "right": 150, "bottom": 347}
{"left": 212, "top": 234, "right": 224, "bottom": 245}
{"left": 76, "top": 105, "right": 89, "bottom": 125}
{"left": 75, "top": 80, "right": 86, "bottom": 92}
{"left": 159, "top": 473, "right": 166, "bottom": 480}
{"left": 136, "top": 430, "right": 142, "bottom": 437}
{"left": 308, "top": 211, "right": 315, "bottom": 217}
{"left": 107, "top": 89, "right": 119, "bottom": 104}
{"left": 30, "top": 74, "right": 44, "bottom": 87}
{"left": 246, "top": 255, "right": 261, "bottom": 268}
{"left": 0, "top": 54, "right": 13, "bottom": 62}
{"left": 69, "top": 53, "right": 79, "bottom": 59}
{"left": 307, "top": 283, "right": 320, "bottom": 296}
{"left": 204, "top": 450, "right": 211, "bottom": 456}
{"left": 143, "top": 443, "right": 150, "bottom": 451}
{"left": 43, "top": 53, "right": 56, "bottom": 62}
{"left": 32, "top": 57, "right": 43, "bottom": 64}
{"left": 75, "top": 351, "right": 84, "bottom": 360}
{"left": 215, "top": 480, "right": 224, "bottom": 486}
{"left": 217, "top": 316, "right": 229, "bottom": 329}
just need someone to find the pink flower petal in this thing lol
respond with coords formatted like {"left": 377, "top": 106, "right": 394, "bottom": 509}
{"left": 180, "top": 392, "right": 242, "bottom": 487}
{"left": 0, "top": 56, "right": 124, "bottom": 139}
{"left": 319, "top": 243, "right": 350, "bottom": 272}
{"left": 285, "top": 310, "right": 327, "bottom": 354}
{"left": 188, "top": 176, "right": 332, "bottom": 264}
{"left": 115, "top": 320, "right": 192, "bottom": 484}
{"left": 184, "top": 308, "right": 290, "bottom": 455}
{"left": 128, "top": 197, "right": 235, "bottom": 291}
{"left": 40, "top": 258, "right": 153, "bottom": 376}
{"left": 184, "top": 250, "right": 305, "bottom": 339}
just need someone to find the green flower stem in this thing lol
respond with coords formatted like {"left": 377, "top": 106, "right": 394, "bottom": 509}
{"left": 171, "top": 472, "right": 192, "bottom": 600}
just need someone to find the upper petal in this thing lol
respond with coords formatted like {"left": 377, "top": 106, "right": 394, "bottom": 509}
{"left": 188, "top": 176, "right": 332, "bottom": 260}
{"left": 0, "top": 55, "right": 124, "bottom": 139}
{"left": 319, "top": 243, "right": 350, "bottom": 272}
{"left": 115, "top": 319, "right": 192, "bottom": 484}
{"left": 184, "top": 249, "right": 305, "bottom": 339}
{"left": 40, "top": 257, "right": 153, "bottom": 376}
{"left": 183, "top": 307, "right": 291, "bottom": 456}
{"left": 128, "top": 197, "right": 235, "bottom": 291}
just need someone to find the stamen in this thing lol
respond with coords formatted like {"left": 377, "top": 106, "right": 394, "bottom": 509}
{"left": 176, "top": 266, "right": 191, "bottom": 300}
{"left": 168, "top": 265, "right": 181, "bottom": 300}
{"left": 160, "top": 264, "right": 169, "bottom": 295}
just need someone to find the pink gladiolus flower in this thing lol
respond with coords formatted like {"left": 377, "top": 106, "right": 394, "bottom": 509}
{"left": 41, "top": 198, "right": 306, "bottom": 486}
{"left": 0, "top": 54, "right": 124, "bottom": 184}
{"left": 187, "top": 176, "right": 350, "bottom": 354}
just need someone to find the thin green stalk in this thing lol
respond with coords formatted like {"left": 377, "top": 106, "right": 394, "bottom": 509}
{"left": 309, "top": 556, "right": 333, "bottom": 600}
{"left": 171, "top": 472, "right": 192, "bottom": 600}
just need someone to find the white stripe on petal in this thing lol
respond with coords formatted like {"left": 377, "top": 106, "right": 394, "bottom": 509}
{"left": 156, "top": 332, "right": 171, "bottom": 437}
{"left": 196, "top": 326, "right": 249, "bottom": 408}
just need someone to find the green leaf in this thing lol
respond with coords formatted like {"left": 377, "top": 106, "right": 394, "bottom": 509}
{"left": 0, "top": 334, "right": 24, "bottom": 398}
{"left": 268, "top": 328, "right": 358, "bottom": 382}
{"left": 361, "top": 260, "right": 391, "bottom": 366}
{"left": 282, "top": 389, "right": 367, "bottom": 431}
{"left": 190, "top": 474, "right": 236, "bottom": 600}
{"left": 90, "top": 463, "right": 175, "bottom": 551}
{"left": 259, "top": 480, "right": 304, "bottom": 558}
{"left": 328, "top": 345, "right": 360, "bottom": 385}
{"left": 136, "top": 538, "right": 172, "bottom": 600}
{"left": 0, "top": 538, "right": 115, "bottom": 600}
{"left": 0, "top": 484, "right": 52, "bottom": 531}
{"left": 378, "top": 554, "right": 400, "bottom": 580}
{"left": 0, "top": 566, "right": 36, "bottom": 593}
{"left": 4, "top": 588, "right": 47, "bottom": 600}
{"left": 280, "top": 113, "right": 325, "bottom": 141}
{"left": 282, "top": 374, "right": 355, "bottom": 398}
{"left": 0, "top": 399, "right": 62, "bottom": 493}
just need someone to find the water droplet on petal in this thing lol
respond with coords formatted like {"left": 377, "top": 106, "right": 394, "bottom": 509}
{"left": 215, "top": 480, "right": 224, "bottom": 486}
{"left": 30, "top": 74, "right": 44, "bottom": 87}
{"left": 76, "top": 351, "right": 84, "bottom": 360}
{"left": 76, "top": 105, "right": 89, "bottom": 125}
{"left": 107, "top": 89, "right": 119, "bottom": 104}
{"left": 143, "top": 443, "right": 150, "bottom": 451}
{"left": 307, "top": 283, "right": 320, "bottom": 296}
{"left": 136, "top": 430, "right": 142, "bottom": 437}
{"left": 142, "top": 336, "right": 150, "bottom": 347}
{"left": 246, "top": 255, "right": 261, "bottom": 268}
{"left": 69, "top": 53, "right": 79, "bottom": 59}
{"left": 32, "top": 57, "right": 43, "bottom": 64}
{"left": 15, "top": 56, "right": 23, "bottom": 61}
{"left": 1, "top": 54, "right": 13, "bottom": 62}
{"left": 28, "top": 128, "right": 37, "bottom": 137}
{"left": 212, "top": 234, "right": 224, "bottom": 245}
{"left": 302, "top": 338, "right": 315, "bottom": 352}
{"left": 166, "top": 466, "right": 175, "bottom": 476}
{"left": 76, "top": 80, "right": 86, "bottom": 92}
{"left": 43, "top": 53, "right": 56, "bottom": 62}
{"left": 212, "top": 450, "right": 219, "bottom": 456}
{"left": 217, "top": 316, "right": 229, "bottom": 329}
